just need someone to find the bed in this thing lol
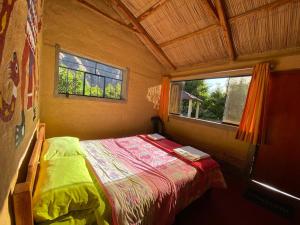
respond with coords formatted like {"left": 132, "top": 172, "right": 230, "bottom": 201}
{"left": 13, "top": 124, "right": 226, "bottom": 225}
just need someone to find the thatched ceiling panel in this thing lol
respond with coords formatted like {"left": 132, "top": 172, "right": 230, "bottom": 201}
{"left": 141, "top": 0, "right": 216, "bottom": 44}
{"left": 230, "top": 0, "right": 300, "bottom": 55}
{"left": 121, "top": 0, "right": 159, "bottom": 17}
{"left": 162, "top": 28, "right": 228, "bottom": 67}
{"left": 224, "top": 0, "right": 278, "bottom": 17}
{"left": 112, "top": 0, "right": 300, "bottom": 69}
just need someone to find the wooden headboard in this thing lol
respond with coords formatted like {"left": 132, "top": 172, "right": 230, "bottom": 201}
{"left": 13, "top": 123, "right": 45, "bottom": 225}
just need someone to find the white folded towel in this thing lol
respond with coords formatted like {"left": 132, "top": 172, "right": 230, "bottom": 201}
{"left": 147, "top": 133, "right": 165, "bottom": 141}
{"left": 174, "top": 146, "right": 210, "bottom": 161}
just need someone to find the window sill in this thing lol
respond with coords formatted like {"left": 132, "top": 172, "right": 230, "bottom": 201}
{"left": 168, "top": 114, "right": 238, "bottom": 131}
{"left": 54, "top": 93, "right": 127, "bottom": 104}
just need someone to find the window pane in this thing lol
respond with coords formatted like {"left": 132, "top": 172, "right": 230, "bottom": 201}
{"left": 59, "top": 52, "right": 96, "bottom": 73}
{"left": 66, "top": 70, "right": 76, "bottom": 95}
{"left": 57, "top": 51, "right": 124, "bottom": 100}
{"left": 84, "top": 74, "right": 104, "bottom": 97}
{"left": 201, "top": 78, "right": 228, "bottom": 122}
{"left": 169, "top": 82, "right": 183, "bottom": 114}
{"left": 115, "top": 80, "right": 122, "bottom": 99}
{"left": 104, "top": 78, "right": 122, "bottom": 99}
{"left": 223, "top": 76, "right": 251, "bottom": 124}
{"left": 170, "top": 75, "right": 250, "bottom": 125}
{"left": 75, "top": 71, "right": 85, "bottom": 95}
{"left": 58, "top": 67, "right": 68, "bottom": 93}
{"left": 179, "top": 78, "right": 228, "bottom": 122}
{"left": 96, "top": 63, "right": 123, "bottom": 80}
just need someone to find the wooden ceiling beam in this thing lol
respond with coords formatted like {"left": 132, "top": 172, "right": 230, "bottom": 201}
{"left": 229, "top": 0, "right": 295, "bottom": 22}
{"left": 137, "top": 0, "right": 170, "bottom": 22}
{"left": 170, "top": 47, "right": 300, "bottom": 77}
{"left": 77, "top": 0, "right": 138, "bottom": 33}
{"left": 214, "top": 0, "right": 236, "bottom": 60}
{"left": 110, "top": 0, "right": 176, "bottom": 70}
{"left": 159, "top": 24, "right": 219, "bottom": 47}
{"left": 201, "top": 0, "right": 219, "bottom": 23}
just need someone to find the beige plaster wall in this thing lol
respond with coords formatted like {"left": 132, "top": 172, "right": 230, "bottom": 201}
{"left": 39, "top": 0, "right": 166, "bottom": 139}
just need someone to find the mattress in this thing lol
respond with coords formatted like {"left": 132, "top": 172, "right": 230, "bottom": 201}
{"left": 80, "top": 135, "right": 226, "bottom": 225}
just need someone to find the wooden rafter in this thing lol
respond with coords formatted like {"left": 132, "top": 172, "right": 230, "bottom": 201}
{"left": 229, "top": 0, "right": 295, "bottom": 22}
{"left": 137, "top": 0, "right": 170, "bottom": 22}
{"left": 141, "top": 0, "right": 221, "bottom": 48}
{"left": 214, "top": 0, "right": 236, "bottom": 60}
{"left": 159, "top": 24, "right": 219, "bottom": 47}
{"left": 158, "top": 0, "right": 294, "bottom": 52}
{"left": 77, "top": 0, "right": 137, "bottom": 33}
{"left": 201, "top": 0, "right": 219, "bottom": 23}
{"left": 171, "top": 47, "right": 300, "bottom": 77}
{"left": 111, "top": 0, "right": 176, "bottom": 69}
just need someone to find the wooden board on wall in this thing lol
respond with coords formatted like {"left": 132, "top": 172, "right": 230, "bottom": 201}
{"left": 252, "top": 70, "right": 300, "bottom": 198}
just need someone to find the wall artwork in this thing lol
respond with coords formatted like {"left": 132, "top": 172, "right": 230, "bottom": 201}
{"left": 0, "top": 0, "right": 42, "bottom": 222}
{"left": 0, "top": 0, "right": 18, "bottom": 123}
{"left": 16, "top": 0, "right": 40, "bottom": 146}
{"left": 0, "top": 0, "right": 42, "bottom": 148}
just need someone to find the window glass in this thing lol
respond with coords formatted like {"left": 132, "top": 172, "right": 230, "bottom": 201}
{"left": 170, "top": 76, "right": 251, "bottom": 125}
{"left": 57, "top": 51, "right": 124, "bottom": 100}
{"left": 223, "top": 76, "right": 251, "bottom": 124}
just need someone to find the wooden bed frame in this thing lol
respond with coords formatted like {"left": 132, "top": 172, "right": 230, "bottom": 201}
{"left": 13, "top": 123, "right": 45, "bottom": 225}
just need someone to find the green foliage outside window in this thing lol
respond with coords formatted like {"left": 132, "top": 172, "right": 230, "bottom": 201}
{"left": 178, "top": 76, "right": 250, "bottom": 124}
{"left": 181, "top": 80, "right": 226, "bottom": 122}
{"left": 57, "top": 66, "right": 122, "bottom": 100}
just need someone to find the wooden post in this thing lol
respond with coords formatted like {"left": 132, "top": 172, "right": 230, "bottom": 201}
{"left": 196, "top": 102, "right": 200, "bottom": 119}
{"left": 188, "top": 99, "right": 193, "bottom": 117}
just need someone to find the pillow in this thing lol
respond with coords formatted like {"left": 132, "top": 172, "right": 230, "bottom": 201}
{"left": 41, "top": 136, "right": 85, "bottom": 161}
{"left": 147, "top": 133, "right": 165, "bottom": 141}
{"left": 33, "top": 156, "right": 100, "bottom": 222}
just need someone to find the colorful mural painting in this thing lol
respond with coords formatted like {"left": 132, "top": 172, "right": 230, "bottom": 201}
{"left": 0, "top": 1, "right": 42, "bottom": 222}
{"left": 16, "top": 0, "right": 39, "bottom": 145}
{"left": 0, "top": 52, "right": 19, "bottom": 122}
{"left": 0, "top": 0, "right": 41, "bottom": 145}
{"left": 0, "top": 0, "right": 18, "bottom": 122}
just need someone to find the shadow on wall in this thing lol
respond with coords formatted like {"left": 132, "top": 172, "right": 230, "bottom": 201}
{"left": 146, "top": 85, "right": 161, "bottom": 110}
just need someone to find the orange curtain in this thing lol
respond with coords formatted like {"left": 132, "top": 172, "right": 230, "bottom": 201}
{"left": 236, "top": 63, "right": 271, "bottom": 145}
{"left": 159, "top": 76, "right": 170, "bottom": 121}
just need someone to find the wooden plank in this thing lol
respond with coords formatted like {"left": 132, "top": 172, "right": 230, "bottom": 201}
{"left": 111, "top": 0, "right": 176, "bottom": 69}
{"left": 137, "top": 0, "right": 170, "bottom": 22}
{"left": 159, "top": 24, "right": 219, "bottom": 47}
{"left": 13, "top": 123, "right": 46, "bottom": 225}
{"left": 77, "top": 0, "right": 138, "bottom": 33}
{"left": 13, "top": 182, "right": 33, "bottom": 225}
{"left": 229, "top": 0, "right": 295, "bottom": 22}
{"left": 215, "top": 0, "right": 236, "bottom": 60}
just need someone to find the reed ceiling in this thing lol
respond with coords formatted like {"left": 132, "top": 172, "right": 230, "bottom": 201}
{"left": 104, "top": 0, "right": 300, "bottom": 70}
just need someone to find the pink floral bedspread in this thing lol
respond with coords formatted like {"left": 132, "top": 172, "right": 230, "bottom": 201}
{"left": 80, "top": 136, "right": 226, "bottom": 225}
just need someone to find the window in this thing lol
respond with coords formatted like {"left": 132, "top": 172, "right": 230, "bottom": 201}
{"left": 57, "top": 51, "right": 126, "bottom": 100}
{"left": 169, "top": 76, "right": 251, "bottom": 125}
